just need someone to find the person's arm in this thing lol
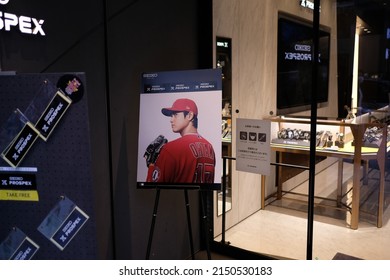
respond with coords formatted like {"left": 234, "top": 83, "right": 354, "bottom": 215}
{"left": 146, "top": 147, "right": 175, "bottom": 182}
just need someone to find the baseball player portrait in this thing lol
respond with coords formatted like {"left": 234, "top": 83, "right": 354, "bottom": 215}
{"left": 144, "top": 98, "right": 216, "bottom": 184}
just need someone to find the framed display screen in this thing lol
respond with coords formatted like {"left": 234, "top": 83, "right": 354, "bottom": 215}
{"left": 277, "top": 15, "right": 330, "bottom": 115}
{"left": 136, "top": 69, "right": 222, "bottom": 190}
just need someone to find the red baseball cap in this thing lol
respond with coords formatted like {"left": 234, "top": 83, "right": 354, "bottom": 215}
{"left": 161, "top": 98, "right": 198, "bottom": 116}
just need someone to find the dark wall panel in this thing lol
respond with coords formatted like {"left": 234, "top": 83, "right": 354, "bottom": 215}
{"left": 0, "top": 73, "right": 97, "bottom": 259}
{"left": 0, "top": 0, "right": 210, "bottom": 259}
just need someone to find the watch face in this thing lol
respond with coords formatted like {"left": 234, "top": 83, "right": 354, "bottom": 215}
{"left": 57, "top": 74, "right": 84, "bottom": 104}
{"left": 278, "top": 129, "right": 288, "bottom": 139}
{"left": 293, "top": 129, "right": 299, "bottom": 140}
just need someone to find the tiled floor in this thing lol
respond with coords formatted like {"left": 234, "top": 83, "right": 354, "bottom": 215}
{"left": 214, "top": 160, "right": 390, "bottom": 260}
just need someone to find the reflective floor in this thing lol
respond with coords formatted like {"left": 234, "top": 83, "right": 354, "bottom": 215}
{"left": 214, "top": 160, "right": 390, "bottom": 260}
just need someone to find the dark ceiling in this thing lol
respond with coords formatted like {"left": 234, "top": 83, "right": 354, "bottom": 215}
{"left": 338, "top": 0, "right": 390, "bottom": 35}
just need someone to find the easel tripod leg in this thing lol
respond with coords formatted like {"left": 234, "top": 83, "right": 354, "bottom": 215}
{"left": 200, "top": 191, "right": 211, "bottom": 260}
{"left": 146, "top": 188, "right": 161, "bottom": 259}
{"left": 184, "top": 190, "right": 195, "bottom": 259}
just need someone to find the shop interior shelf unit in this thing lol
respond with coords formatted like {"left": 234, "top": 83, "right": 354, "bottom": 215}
{"left": 267, "top": 108, "right": 390, "bottom": 230}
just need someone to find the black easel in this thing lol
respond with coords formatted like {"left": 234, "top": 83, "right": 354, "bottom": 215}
{"left": 145, "top": 186, "right": 211, "bottom": 260}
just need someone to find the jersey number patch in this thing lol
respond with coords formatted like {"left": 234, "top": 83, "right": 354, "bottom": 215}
{"left": 194, "top": 163, "right": 214, "bottom": 184}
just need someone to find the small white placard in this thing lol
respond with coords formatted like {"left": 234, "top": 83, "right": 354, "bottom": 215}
{"left": 236, "top": 118, "right": 271, "bottom": 175}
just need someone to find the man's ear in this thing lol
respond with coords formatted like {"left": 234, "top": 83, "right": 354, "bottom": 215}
{"left": 187, "top": 111, "right": 194, "bottom": 120}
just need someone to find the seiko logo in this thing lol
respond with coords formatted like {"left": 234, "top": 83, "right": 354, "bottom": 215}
{"left": 295, "top": 44, "right": 311, "bottom": 52}
{"left": 143, "top": 73, "right": 158, "bottom": 78}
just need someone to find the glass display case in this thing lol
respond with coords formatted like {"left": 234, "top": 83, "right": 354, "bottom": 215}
{"left": 267, "top": 108, "right": 389, "bottom": 229}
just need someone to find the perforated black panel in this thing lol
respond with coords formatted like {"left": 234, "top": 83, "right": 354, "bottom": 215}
{"left": 0, "top": 73, "right": 97, "bottom": 259}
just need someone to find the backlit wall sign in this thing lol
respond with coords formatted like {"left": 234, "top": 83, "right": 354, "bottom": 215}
{"left": 285, "top": 44, "right": 312, "bottom": 61}
{"left": 217, "top": 41, "right": 229, "bottom": 48}
{"left": 300, "top": 0, "right": 320, "bottom": 11}
{"left": 0, "top": 0, "right": 45, "bottom": 36}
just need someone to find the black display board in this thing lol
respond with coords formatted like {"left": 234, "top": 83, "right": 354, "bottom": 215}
{"left": 0, "top": 73, "right": 97, "bottom": 259}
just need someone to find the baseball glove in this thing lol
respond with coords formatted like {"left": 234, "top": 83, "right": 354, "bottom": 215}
{"left": 144, "top": 135, "right": 168, "bottom": 167}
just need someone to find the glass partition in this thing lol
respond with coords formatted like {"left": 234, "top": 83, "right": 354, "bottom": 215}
{"left": 213, "top": 0, "right": 390, "bottom": 260}
{"left": 217, "top": 36, "right": 233, "bottom": 216}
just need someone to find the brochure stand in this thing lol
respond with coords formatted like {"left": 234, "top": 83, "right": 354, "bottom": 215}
{"left": 145, "top": 186, "right": 211, "bottom": 260}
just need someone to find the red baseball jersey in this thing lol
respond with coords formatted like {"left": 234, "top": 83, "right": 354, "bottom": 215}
{"left": 146, "top": 134, "right": 215, "bottom": 184}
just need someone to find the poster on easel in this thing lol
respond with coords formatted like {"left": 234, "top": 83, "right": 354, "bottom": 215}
{"left": 136, "top": 69, "right": 222, "bottom": 190}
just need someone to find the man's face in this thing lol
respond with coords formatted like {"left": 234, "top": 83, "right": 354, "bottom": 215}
{"left": 170, "top": 111, "right": 191, "bottom": 133}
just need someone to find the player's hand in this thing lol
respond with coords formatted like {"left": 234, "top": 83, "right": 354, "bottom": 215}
{"left": 143, "top": 135, "right": 167, "bottom": 167}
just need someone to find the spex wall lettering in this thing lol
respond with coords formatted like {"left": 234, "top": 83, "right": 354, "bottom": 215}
{"left": 0, "top": 0, "right": 45, "bottom": 36}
